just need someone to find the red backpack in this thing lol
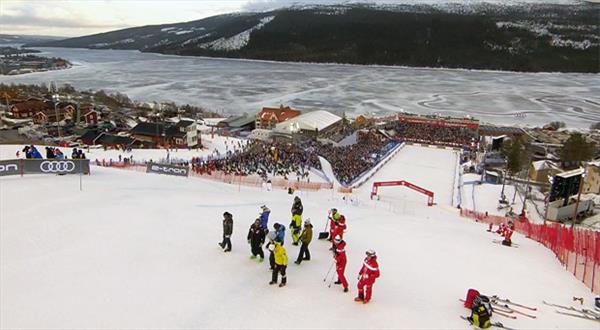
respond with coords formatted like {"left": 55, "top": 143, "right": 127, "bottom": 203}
{"left": 464, "top": 289, "right": 481, "bottom": 308}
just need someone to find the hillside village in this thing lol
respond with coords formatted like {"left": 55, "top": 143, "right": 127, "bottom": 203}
{"left": 1, "top": 82, "right": 599, "bottom": 229}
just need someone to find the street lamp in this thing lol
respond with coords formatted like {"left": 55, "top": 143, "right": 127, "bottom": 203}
{"left": 52, "top": 94, "right": 61, "bottom": 139}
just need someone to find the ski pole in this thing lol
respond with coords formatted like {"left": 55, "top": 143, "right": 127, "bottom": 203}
{"left": 323, "top": 261, "right": 335, "bottom": 282}
{"left": 327, "top": 268, "right": 336, "bottom": 288}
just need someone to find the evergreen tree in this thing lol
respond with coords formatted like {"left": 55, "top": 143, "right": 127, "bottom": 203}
{"left": 560, "top": 133, "right": 596, "bottom": 167}
{"left": 501, "top": 136, "right": 528, "bottom": 175}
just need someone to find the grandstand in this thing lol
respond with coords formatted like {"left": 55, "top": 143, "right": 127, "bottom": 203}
{"left": 381, "top": 114, "right": 480, "bottom": 149}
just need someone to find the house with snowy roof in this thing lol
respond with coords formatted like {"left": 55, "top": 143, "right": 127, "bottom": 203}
{"left": 255, "top": 105, "right": 301, "bottom": 129}
{"left": 529, "top": 160, "right": 561, "bottom": 183}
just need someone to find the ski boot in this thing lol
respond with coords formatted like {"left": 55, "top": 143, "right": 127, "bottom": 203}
{"left": 279, "top": 283, "right": 286, "bottom": 287}
{"left": 343, "top": 287, "right": 349, "bottom": 293}
{"left": 269, "top": 281, "right": 276, "bottom": 285}
{"left": 250, "top": 255, "right": 257, "bottom": 260}
{"left": 354, "top": 293, "right": 364, "bottom": 302}
{"left": 334, "top": 280, "right": 342, "bottom": 285}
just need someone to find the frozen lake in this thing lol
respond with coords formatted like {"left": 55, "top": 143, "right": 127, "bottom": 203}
{"left": 1, "top": 47, "right": 599, "bottom": 128}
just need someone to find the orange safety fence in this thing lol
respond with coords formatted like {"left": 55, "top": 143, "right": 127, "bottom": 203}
{"left": 94, "top": 160, "right": 332, "bottom": 191}
{"left": 460, "top": 209, "right": 600, "bottom": 294}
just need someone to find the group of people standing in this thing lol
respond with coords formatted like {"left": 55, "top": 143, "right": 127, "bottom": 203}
{"left": 218, "top": 197, "right": 381, "bottom": 303}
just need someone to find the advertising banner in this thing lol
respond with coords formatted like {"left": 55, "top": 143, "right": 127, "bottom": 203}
{"left": 146, "top": 162, "right": 189, "bottom": 177}
{"left": 0, "top": 159, "right": 90, "bottom": 176}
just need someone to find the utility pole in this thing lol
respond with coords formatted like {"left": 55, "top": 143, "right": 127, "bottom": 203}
{"left": 571, "top": 169, "right": 586, "bottom": 229}
{"left": 52, "top": 94, "right": 61, "bottom": 139}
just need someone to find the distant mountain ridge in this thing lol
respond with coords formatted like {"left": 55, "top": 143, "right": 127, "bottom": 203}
{"left": 0, "top": 34, "right": 65, "bottom": 45}
{"left": 28, "top": 3, "right": 599, "bottom": 72}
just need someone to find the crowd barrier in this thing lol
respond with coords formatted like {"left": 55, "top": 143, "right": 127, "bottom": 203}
{"left": 189, "top": 170, "right": 332, "bottom": 191}
{"left": 460, "top": 209, "right": 600, "bottom": 294}
{"left": 93, "top": 160, "right": 332, "bottom": 191}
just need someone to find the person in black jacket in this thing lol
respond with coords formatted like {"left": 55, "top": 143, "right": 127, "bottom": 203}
{"left": 247, "top": 218, "right": 265, "bottom": 261}
{"left": 291, "top": 196, "right": 303, "bottom": 216}
{"left": 219, "top": 212, "right": 233, "bottom": 252}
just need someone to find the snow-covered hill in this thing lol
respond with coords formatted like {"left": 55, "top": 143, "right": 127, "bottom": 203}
{"left": 1, "top": 144, "right": 597, "bottom": 328}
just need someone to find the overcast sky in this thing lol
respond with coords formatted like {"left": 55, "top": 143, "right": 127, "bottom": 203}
{"left": 0, "top": 0, "right": 585, "bottom": 38}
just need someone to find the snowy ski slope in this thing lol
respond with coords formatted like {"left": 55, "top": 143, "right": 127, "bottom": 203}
{"left": 0, "top": 145, "right": 597, "bottom": 329}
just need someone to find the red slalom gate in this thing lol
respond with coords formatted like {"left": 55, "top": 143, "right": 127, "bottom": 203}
{"left": 460, "top": 209, "right": 600, "bottom": 294}
{"left": 370, "top": 180, "right": 434, "bottom": 206}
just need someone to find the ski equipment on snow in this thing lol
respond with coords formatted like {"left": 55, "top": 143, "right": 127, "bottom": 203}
{"left": 491, "top": 296, "right": 537, "bottom": 311}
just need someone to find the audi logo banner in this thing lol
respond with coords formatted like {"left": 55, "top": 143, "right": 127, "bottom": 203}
{"left": 146, "top": 162, "right": 189, "bottom": 177}
{"left": 0, "top": 159, "right": 90, "bottom": 176}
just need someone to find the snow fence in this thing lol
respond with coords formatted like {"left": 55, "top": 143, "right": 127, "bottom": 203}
{"left": 460, "top": 209, "right": 600, "bottom": 294}
{"left": 93, "top": 160, "right": 332, "bottom": 191}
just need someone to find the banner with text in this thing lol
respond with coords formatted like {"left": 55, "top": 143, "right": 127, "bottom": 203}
{"left": 146, "top": 162, "right": 189, "bottom": 177}
{"left": 0, "top": 159, "right": 90, "bottom": 176}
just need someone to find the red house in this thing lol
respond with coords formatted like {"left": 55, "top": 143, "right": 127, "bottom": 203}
{"left": 256, "top": 105, "right": 301, "bottom": 129}
{"left": 83, "top": 110, "right": 99, "bottom": 125}
{"left": 8, "top": 100, "right": 50, "bottom": 118}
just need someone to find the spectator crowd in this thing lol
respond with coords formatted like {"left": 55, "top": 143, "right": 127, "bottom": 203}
{"left": 383, "top": 120, "right": 477, "bottom": 148}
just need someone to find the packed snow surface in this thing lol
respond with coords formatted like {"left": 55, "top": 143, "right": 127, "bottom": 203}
{"left": 1, "top": 145, "right": 597, "bottom": 329}
{"left": 1, "top": 47, "right": 598, "bottom": 129}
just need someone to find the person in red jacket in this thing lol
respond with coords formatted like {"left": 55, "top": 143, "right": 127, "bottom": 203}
{"left": 332, "top": 214, "right": 347, "bottom": 240}
{"left": 355, "top": 249, "right": 380, "bottom": 304}
{"left": 333, "top": 235, "right": 349, "bottom": 292}
{"left": 328, "top": 208, "right": 339, "bottom": 241}
{"left": 502, "top": 221, "right": 515, "bottom": 246}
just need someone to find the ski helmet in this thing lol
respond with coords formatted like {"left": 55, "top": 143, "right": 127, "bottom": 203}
{"left": 366, "top": 249, "right": 376, "bottom": 257}
{"left": 304, "top": 219, "right": 311, "bottom": 225}
{"left": 334, "top": 235, "right": 342, "bottom": 242}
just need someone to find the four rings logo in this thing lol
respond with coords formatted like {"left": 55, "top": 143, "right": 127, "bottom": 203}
{"left": 40, "top": 161, "right": 76, "bottom": 173}
{"left": 151, "top": 164, "right": 188, "bottom": 176}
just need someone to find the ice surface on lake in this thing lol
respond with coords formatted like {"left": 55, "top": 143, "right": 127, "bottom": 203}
{"left": 1, "top": 47, "right": 598, "bottom": 129}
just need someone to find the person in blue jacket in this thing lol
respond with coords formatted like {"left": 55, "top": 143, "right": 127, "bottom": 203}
{"left": 273, "top": 222, "right": 285, "bottom": 245}
{"left": 259, "top": 205, "right": 270, "bottom": 233}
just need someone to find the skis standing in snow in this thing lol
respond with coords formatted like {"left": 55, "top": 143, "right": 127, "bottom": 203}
{"left": 247, "top": 219, "right": 265, "bottom": 261}
{"left": 355, "top": 249, "right": 380, "bottom": 303}
{"left": 333, "top": 235, "right": 349, "bottom": 292}
{"left": 219, "top": 212, "right": 233, "bottom": 252}
{"left": 269, "top": 241, "right": 288, "bottom": 287}
{"left": 294, "top": 220, "right": 313, "bottom": 264}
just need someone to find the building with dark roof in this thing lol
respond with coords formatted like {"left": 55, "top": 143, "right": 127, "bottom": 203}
{"left": 130, "top": 120, "right": 199, "bottom": 148}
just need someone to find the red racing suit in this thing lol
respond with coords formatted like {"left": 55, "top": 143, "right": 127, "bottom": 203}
{"left": 331, "top": 215, "right": 347, "bottom": 240}
{"left": 334, "top": 240, "right": 348, "bottom": 289}
{"left": 357, "top": 255, "right": 380, "bottom": 301}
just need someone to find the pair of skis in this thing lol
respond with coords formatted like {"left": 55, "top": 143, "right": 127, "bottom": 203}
{"left": 543, "top": 301, "right": 600, "bottom": 323}
{"left": 491, "top": 301, "right": 537, "bottom": 319}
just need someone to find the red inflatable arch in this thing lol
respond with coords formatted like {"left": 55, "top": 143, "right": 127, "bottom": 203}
{"left": 370, "top": 180, "right": 434, "bottom": 206}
